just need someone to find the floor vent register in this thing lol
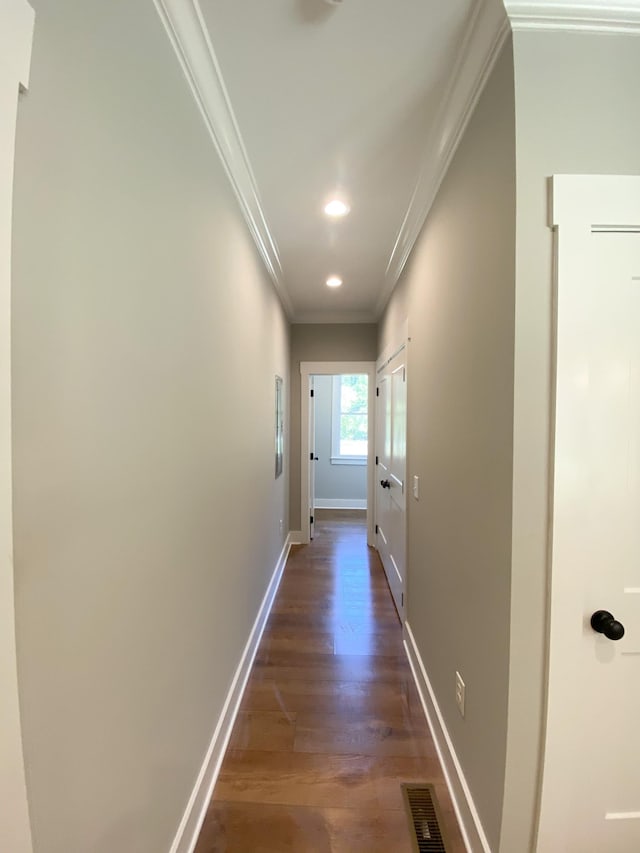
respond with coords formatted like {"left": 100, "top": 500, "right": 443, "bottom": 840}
{"left": 401, "top": 783, "right": 449, "bottom": 853}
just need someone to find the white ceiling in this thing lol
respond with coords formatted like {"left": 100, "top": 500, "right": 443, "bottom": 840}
{"left": 198, "top": 0, "right": 477, "bottom": 322}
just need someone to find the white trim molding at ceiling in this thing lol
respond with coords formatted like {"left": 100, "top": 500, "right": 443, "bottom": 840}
{"left": 152, "top": 0, "right": 293, "bottom": 318}
{"left": 504, "top": 1, "right": 640, "bottom": 33}
{"left": 378, "top": 0, "right": 510, "bottom": 316}
{"left": 378, "top": 0, "right": 640, "bottom": 318}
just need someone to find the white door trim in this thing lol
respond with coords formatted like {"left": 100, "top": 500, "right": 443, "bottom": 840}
{"left": 537, "top": 174, "right": 640, "bottom": 851}
{"left": 0, "top": 2, "right": 35, "bottom": 851}
{"left": 300, "top": 362, "right": 376, "bottom": 547}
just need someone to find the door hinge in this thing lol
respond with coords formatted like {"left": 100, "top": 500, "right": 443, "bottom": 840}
{"left": 310, "top": 452, "right": 314, "bottom": 461}
{"left": 310, "top": 515, "right": 314, "bottom": 525}
{"left": 376, "top": 387, "right": 379, "bottom": 397}
{"left": 375, "top": 455, "right": 379, "bottom": 465}
{"left": 310, "top": 389, "right": 314, "bottom": 397}
{"left": 375, "top": 524, "right": 378, "bottom": 534}
{"left": 401, "top": 593, "right": 404, "bottom": 607}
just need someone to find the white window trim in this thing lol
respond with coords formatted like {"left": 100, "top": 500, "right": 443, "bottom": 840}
{"left": 330, "top": 375, "right": 367, "bottom": 466}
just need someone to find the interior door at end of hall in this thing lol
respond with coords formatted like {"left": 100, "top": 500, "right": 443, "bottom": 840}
{"left": 539, "top": 222, "right": 640, "bottom": 852}
{"left": 309, "top": 376, "right": 316, "bottom": 540}
{"left": 376, "top": 348, "right": 406, "bottom": 620}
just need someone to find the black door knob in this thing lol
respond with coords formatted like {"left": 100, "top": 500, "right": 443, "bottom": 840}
{"left": 380, "top": 479, "right": 390, "bottom": 489}
{"left": 591, "top": 610, "right": 625, "bottom": 641}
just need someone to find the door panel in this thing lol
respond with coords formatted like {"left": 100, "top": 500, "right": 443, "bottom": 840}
{"left": 390, "top": 363, "right": 406, "bottom": 502}
{"left": 539, "top": 177, "right": 640, "bottom": 852}
{"left": 309, "top": 377, "right": 315, "bottom": 540}
{"left": 575, "top": 231, "right": 640, "bottom": 847}
{"left": 376, "top": 348, "right": 406, "bottom": 620}
{"left": 377, "top": 375, "right": 392, "bottom": 601}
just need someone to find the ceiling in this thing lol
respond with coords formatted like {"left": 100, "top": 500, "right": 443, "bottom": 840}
{"left": 197, "top": 0, "right": 477, "bottom": 322}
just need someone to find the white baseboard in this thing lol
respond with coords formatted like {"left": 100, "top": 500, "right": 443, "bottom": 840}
{"left": 404, "top": 621, "right": 493, "bottom": 853}
{"left": 288, "top": 530, "right": 304, "bottom": 545}
{"left": 169, "top": 534, "right": 292, "bottom": 853}
{"left": 314, "top": 499, "right": 367, "bottom": 509}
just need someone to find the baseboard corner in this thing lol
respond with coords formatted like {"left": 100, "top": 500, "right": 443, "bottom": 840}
{"left": 314, "top": 499, "right": 367, "bottom": 510}
{"left": 403, "top": 621, "right": 493, "bottom": 853}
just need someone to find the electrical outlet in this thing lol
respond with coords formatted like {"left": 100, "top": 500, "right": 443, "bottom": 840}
{"left": 455, "top": 671, "right": 465, "bottom": 718}
{"left": 412, "top": 475, "right": 419, "bottom": 500}
{"left": 279, "top": 519, "right": 284, "bottom": 533}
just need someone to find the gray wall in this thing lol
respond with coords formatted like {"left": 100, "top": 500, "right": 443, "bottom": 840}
{"left": 289, "top": 324, "right": 377, "bottom": 530}
{"left": 500, "top": 30, "right": 640, "bottom": 853}
{"left": 381, "top": 29, "right": 640, "bottom": 853}
{"left": 379, "top": 42, "right": 516, "bottom": 851}
{"left": 313, "top": 375, "right": 367, "bottom": 505}
{"left": 11, "top": 3, "right": 289, "bottom": 852}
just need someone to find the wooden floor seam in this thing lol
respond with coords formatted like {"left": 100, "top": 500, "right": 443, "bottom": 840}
{"left": 194, "top": 511, "right": 466, "bottom": 853}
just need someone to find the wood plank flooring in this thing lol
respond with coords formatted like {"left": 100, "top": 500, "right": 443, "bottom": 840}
{"left": 195, "top": 510, "right": 465, "bottom": 853}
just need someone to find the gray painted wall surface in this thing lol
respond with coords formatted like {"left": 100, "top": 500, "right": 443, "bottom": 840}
{"left": 379, "top": 42, "right": 516, "bottom": 851}
{"left": 289, "top": 324, "right": 377, "bottom": 529}
{"left": 500, "top": 30, "right": 640, "bottom": 853}
{"left": 313, "top": 375, "right": 367, "bottom": 503}
{"left": 382, "top": 30, "right": 640, "bottom": 853}
{"left": 11, "top": 3, "right": 289, "bottom": 852}
{"left": 11, "top": 11, "right": 638, "bottom": 853}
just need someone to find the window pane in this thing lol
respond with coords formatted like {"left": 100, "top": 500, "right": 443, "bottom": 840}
{"left": 340, "top": 412, "right": 367, "bottom": 440}
{"left": 340, "top": 438, "right": 368, "bottom": 456}
{"left": 340, "top": 412, "right": 367, "bottom": 456}
{"left": 340, "top": 374, "right": 367, "bottom": 415}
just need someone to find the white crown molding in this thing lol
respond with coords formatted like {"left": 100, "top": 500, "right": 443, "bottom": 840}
{"left": 504, "top": 1, "right": 640, "bottom": 33}
{"left": 378, "top": 0, "right": 510, "bottom": 317}
{"left": 378, "top": 0, "right": 640, "bottom": 320}
{"left": 152, "top": 0, "right": 293, "bottom": 318}
{"left": 154, "top": 0, "right": 640, "bottom": 326}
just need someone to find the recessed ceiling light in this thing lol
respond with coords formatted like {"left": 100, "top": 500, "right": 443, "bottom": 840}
{"left": 324, "top": 199, "right": 350, "bottom": 218}
{"left": 326, "top": 276, "right": 343, "bottom": 288}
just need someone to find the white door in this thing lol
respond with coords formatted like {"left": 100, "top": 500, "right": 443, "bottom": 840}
{"left": 308, "top": 377, "right": 316, "bottom": 540}
{"left": 376, "top": 347, "right": 406, "bottom": 620}
{"left": 538, "top": 176, "right": 640, "bottom": 852}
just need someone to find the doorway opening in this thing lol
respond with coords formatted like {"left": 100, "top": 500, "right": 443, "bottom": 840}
{"left": 311, "top": 373, "right": 368, "bottom": 525}
{"left": 300, "top": 361, "right": 376, "bottom": 547}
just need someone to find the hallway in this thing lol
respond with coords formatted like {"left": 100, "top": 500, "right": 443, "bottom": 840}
{"left": 194, "top": 511, "right": 465, "bottom": 852}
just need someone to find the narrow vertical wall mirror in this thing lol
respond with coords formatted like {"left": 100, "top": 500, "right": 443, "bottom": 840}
{"left": 275, "top": 375, "right": 284, "bottom": 478}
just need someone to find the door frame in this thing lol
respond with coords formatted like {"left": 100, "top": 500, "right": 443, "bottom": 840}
{"left": 536, "top": 174, "right": 640, "bottom": 850}
{"left": 1, "top": 2, "right": 35, "bottom": 851}
{"left": 300, "top": 361, "right": 376, "bottom": 546}
{"left": 308, "top": 375, "right": 316, "bottom": 540}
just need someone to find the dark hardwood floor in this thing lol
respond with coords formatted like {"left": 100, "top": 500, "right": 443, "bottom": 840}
{"left": 195, "top": 510, "right": 466, "bottom": 852}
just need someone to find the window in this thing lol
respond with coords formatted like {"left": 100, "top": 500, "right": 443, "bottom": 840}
{"left": 331, "top": 374, "right": 368, "bottom": 464}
